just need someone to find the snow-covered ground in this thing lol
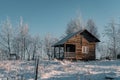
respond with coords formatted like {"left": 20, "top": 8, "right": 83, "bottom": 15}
{"left": 0, "top": 60, "right": 120, "bottom": 80}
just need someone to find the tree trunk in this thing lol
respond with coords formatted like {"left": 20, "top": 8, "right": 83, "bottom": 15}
{"left": 7, "top": 33, "right": 11, "bottom": 59}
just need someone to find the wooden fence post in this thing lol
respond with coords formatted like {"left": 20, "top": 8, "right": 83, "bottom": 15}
{"left": 35, "top": 57, "right": 39, "bottom": 80}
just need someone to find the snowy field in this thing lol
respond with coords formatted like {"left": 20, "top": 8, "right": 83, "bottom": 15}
{"left": 0, "top": 60, "right": 120, "bottom": 80}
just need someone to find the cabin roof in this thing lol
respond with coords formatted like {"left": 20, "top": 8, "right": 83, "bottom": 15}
{"left": 53, "top": 29, "right": 100, "bottom": 47}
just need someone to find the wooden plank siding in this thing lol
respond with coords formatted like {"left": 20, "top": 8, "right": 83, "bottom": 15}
{"left": 65, "top": 33, "right": 96, "bottom": 60}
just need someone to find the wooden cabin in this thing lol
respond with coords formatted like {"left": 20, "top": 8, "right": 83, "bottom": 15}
{"left": 52, "top": 29, "right": 100, "bottom": 60}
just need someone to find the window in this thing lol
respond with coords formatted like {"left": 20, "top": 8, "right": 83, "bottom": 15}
{"left": 67, "top": 47, "right": 70, "bottom": 52}
{"left": 82, "top": 46, "right": 89, "bottom": 54}
{"left": 66, "top": 44, "right": 75, "bottom": 52}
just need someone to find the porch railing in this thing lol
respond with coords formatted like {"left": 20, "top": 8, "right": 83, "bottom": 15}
{"left": 65, "top": 52, "right": 76, "bottom": 58}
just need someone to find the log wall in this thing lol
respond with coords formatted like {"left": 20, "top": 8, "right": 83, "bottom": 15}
{"left": 65, "top": 33, "right": 96, "bottom": 60}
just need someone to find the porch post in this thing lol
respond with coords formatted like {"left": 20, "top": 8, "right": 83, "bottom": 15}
{"left": 94, "top": 43, "right": 96, "bottom": 60}
{"left": 64, "top": 43, "right": 66, "bottom": 59}
{"left": 54, "top": 47, "right": 56, "bottom": 58}
{"left": 75, "top": 43, "right": 77, "bottom": 60}
{"left": 59, "top": 46, "right": 60, "bottom": 59}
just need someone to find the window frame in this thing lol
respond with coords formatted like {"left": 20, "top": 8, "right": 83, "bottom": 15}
{"left": 82, "top": 46, "right": 89, "bottom": 54}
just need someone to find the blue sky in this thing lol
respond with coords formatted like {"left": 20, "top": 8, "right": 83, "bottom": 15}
{"left": 0, "top": 0, "right": 120, "bottom": 38}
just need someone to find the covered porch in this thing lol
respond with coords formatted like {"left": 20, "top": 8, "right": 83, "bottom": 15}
{"left": 53, "top": 44, "right": 76, "bottom": 60}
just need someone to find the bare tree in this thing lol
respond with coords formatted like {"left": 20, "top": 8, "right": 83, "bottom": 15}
{"left": 13, "top": 17, "right": 31, "bottom": 60}
{"left": 0, "top": 18, "right": 13, "bottom": 59}
{"left": 115, "top": 20, "right": 120, "bottom": 58}
{"left": 117, "top": 27, "right": 120, "bottom": 56}
{"left": 44, "top": 34, "right": 57, "bottom": 60}
{"left": 86, "top": 19, "right": 99, "bottom": 38}
{"left": 20, "top": 23, "right": 29, "bottom": 60}
{"left": 44, "top": 34, "right": 52, "bottom": 60}
{"left": 31, "top": 35, "right": 42, "bottom": 60}
{"left": 66, "top": 16, "right": 83, "bottom": 35}
{"left": 0, "top": 17, "right": 43, "bottom": 60}
{"left": 104, "top": 19, "right": 119, "bottom": 59}
{"left": 13, "top": 19, "right": 42, "bottom": 61}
